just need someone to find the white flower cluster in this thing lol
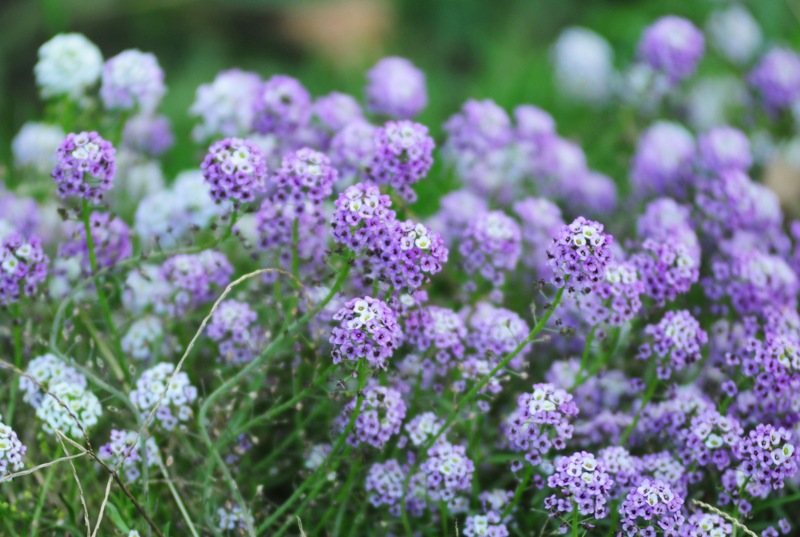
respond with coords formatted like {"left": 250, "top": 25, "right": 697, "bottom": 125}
{"left": 122, "top": 265, "right": 173, "bottom": 316}
{"left": 121, "top": 316, "right": 165, "bottom": 361}
{"left": 217, "top": 503, "right": 254, "bottom": 532}
{"left": 551, "top": 27, "right": 615, "bottom": 105}
{"left": 35, "top": 33, "right": 103, "bottom": 99}
{"left": 101, "top": 49, "right": 166, "bottom": 112}
{"left": 21, "top": 353, "right": 87, "bottom": 408}
{"left": 12, "top": 122, "right": 65, "bottom": 174}
{"left": 129, "top": 363, "right": 198, "bottom": 430}
{"left": 36, "top": 381, "right": 103, "bottom": 439}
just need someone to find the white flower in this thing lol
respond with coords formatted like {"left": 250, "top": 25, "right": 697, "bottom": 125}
{"left": 35, "top": 33, "right": 103, "bottom": 99}
{"left": 12, "top": 122, "right": 65, "bottom": 174}
{"left": 36, "top": 381, "right": 102, "bottom": 439}
{"left": 706, "top": 5, "right": 762, "bottom": 65}
{"left": 551, "top": 27, "right": 615, "bottom": 105}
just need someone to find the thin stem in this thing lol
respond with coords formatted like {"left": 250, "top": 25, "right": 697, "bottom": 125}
{"left": 6, "top": 303, "right": 23, "bottom": 423}
{"left": 502, "top": 465, "right": 533, "bottom": 519}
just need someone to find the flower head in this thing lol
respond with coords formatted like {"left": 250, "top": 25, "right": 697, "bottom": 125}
{"left": 52, "top": 132, "right": 116, "bottom": 203}
{"left": 101, "top": 49, "right": 165, "bottom": 112}
{"left": 130, "top": 363, "right": 198, "bottom": 431}
{"left": 365, "top": 57, "right": 427, "bottom": 119}
{"left": 35, "top": 33, "right": 102, "bottom": 99}
{"left": 201, "top": 137, "right": 268, "bottom": 203}
{"left": 368, "top": 120, "right": 434, "bottom": 202}
{"left": 547, "top": 216, "right": 614, "bottom": 297}
{"left": 0, "top": 232, "right": 48, "bottom": 305}
{"left": 330, "top": 296, "right": 402, "bottom": 369}
{"left": 252, "top": 75, "right": 311, "bottom": 135}
{"left": 638, "top": 16, "right": 704, "bottom": 82}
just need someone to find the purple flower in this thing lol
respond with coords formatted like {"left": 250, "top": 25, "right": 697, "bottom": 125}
{"left": 122, "top": 114, "right": 174, "bottom": 157}
{"left": 545, "top": 451, "right": 613, "bottom": 521}
{"left": 190, "top": 69, "right": 261, "bottom": 141}
{"left": 505, "top": 383, "right": 578, "bottom": 466}
{"left": 637, "top": 310, "right": 708, "bottom": 379}
{"left": 428, "top": 189, "right": 489, "bottom": 246}
{"left": 129, "top": 363, "right": 198, "bottom": 431}
{"left": 597, "top": 447, "right": 643, "bottom": 495}
{"left": 207, "top": 300, "right": 263, "bottom": 364}
{"left": 252, "top": 75, "right": 311, "bottom": 136}
{"left": 0, "top": 419, "right": 26, "bottom": 480}
{"left": 731, "top": 424, "right": 798, "bottom": 497}
{"left": 330, "top": 183, "right": 396, "bottom": 254}
{"left": 52, "top": 131, "right": 116, "bottom": 203}
{"left": 272, "top": 147, "right": 337, "bottom": 206}
{"left": 630, "top": 121, "right": 695, "bottom": 199}
{"left": 312, "top": 91, "right": 362, "bottom": 136}
{"left": 560, "top": 170, "right": 618, "bottom": 216}
{"left": 514, "top": 104, "right": 555, "bottom": 139}
{"left": 463, "top": 511, "right": 509, "bottom": 537}
{"left": 330, "top": 296, "right": 403, "bottom": 369}
{"left": 368, "top": 120, "right": 434, "bottom": 202}
{"left": 329, "top": 119, "right": 377, "bottom": 183}
{"left": 365, "top": 57, "right": 427, "bottom": 119}
{"left": 0, "top": 232, "right": 48, "bottom": 305}
{"left": 100, "top": 49, "right": 165, "bottom": 112}
{"left": 697, "top": 126, "right": 752, "bottom": 172}
{"left": 339, "top": 384, "right": 406, "bottom": 449}
{"left": 420, "top": 440, "right": 475, "bottom": 505}
{"left": 631, "top": 239, "right": 699, "bottom": 306}
{"left": 581, "top": 260, "right": 644, "bottom": 326}
{"left": 513, "top": 197, "right": 564, "bottom": 277}
{"left": 683, "top": 511, "right": 734, "bottom": 537}
{"left": 98, "top": 429, "right": 158, "bottom": 481}
{"left": 467, "top": 302, "right": 530, "bottom": 370}
{"left": 404, "top": 411, "right": 445, "bottom": 447}
{"left": 638, "top": 16, "right": 705, "bottom": 82}
{"left": 636, "top": 197, "right": 700, "bottom": 261}
{"left": 200, "top": 137, "right": 268, "bottom": 204}
{"left": 160, "top": 251, "right": 233, "bottom": 315}
{"left": 618, "top": 480, "right": 685, "bottom": 536}
{"left": 547, "top": 216, "right": 614, "bottom": 297}
{"left": 459, "top": 210, "right": 521, "bottom": 287}
{"left": 376, "top": 220, "right": 448, "bottom": 291}
{"left": 748, "top": 48, "right": 800, "bottom": 112}
{"left": 405, "top": 306, "right": 466, "bottom": 367}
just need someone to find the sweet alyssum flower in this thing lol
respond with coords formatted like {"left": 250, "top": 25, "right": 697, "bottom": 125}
{"left": 618, "top": 479, "right": 685, "bottom": 536}
{"left": 0, "top": 232, "right": 48, "bottom": 305}
{"left": 748, "top": 48, "right": 800, "bottom": 112}
{"left": 121, "top": 316, "right": 166, "bottom": 361}
{"left": 329, "top": 119, "right": 377, "bottom": 183}
{"left": 0, "top": 417, "right": 26, "bottom": 480}
{"left": 330, "top": 297, "right": 403, "bottom": 369}
{"left": 697, "top": 125, "right": 752, "bottom": 173}
{"left": 12, "top": 122, "right": 65, "bottom": 174}
{"left": 100, "top": 49, "right": 166, "bottom": 112}
{"left": 550, "top": 27, "right": 615, "bottom": 104}
{"left": 122, "top": 114, "right": 174, "bottom": 157}
{"left": 52, "top": 131, "right": 116, "bottom": 203}
{"left": 365, "top": 56, "right": 427, "bottom": 119}
{"left": 36, "top": 381, "right": 103, "bottom": 439}
{"left": 638, "top": 16, "right": 705, "bottom": 82}
{"left": 420, "top": 440, "right": 475, "bottom": 508}
{"left": 338, "top": 384, "right": 406, "bottom": 449}
{"left": 630, "top": 121, "right": 695, "bottom": 199}
{"left": 463, "top": 511, "right": 509, "bottom": 537}
{"left": 637, "top": 310, "right": 708, "bottom": 379}
{"left": 706, "top": 5, "right": 762, "bottom": 66}
{"left": 189, "top": 69, "right": 261, "bottom": 141}
{"left": 129, "top": 363, "right": 198, "bottom": 431}
{"left": 98, "top": 429, "right": 159, "bottom": 481}
{"left": 545, "top": 451, "right": 614, "bottom": 523}
{"left": 547, "top": 216, "right": 613, "bottom": 297}
{"left": 160, "top": 250, "right": 233, "bottom": 315}
{"left": 35, "top": 33, "right": 103, "bottom": 99}
{"left": 368, "top": 120, "right": 434, "bottom": 202}
{"left": 252, "top": 75, "right": 312, "bottom": 136}
{"left": 207, "top": 300, "right": 263, "bottom": 365}
{"left": 459, "top": 210, "right": 522, "bottom": 287}
{"left": 200, "top": 137, "right": 268, "bottom": 204}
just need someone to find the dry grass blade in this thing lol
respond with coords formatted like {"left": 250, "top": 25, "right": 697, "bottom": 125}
{"left": 91, "top": 475, "right": 115, "bottom": 537}
{"left": 0, "top": 452, "right": 86, "bottom": 483}
{"left": 56, "top": 431, "right": 92, "bottom": 537}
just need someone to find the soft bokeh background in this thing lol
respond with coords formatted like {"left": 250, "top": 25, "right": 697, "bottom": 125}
{"left": 1, "top": 0, "right": 799, "bottom": 208}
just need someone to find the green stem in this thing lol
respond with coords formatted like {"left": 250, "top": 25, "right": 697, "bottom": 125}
{"left": 502, "top": 465, "right": 533, "bottom": 519}
{"left": 620, "top": 361, "right": 659, "bottom": 444}
{"left": 30, "top": 447, "right": 60, "bottom": 537}
{"left": 6, "top": 303, "right": 23, "bottom": 423}
{"left": 198, "top": 262, "right": 352, "bottom": 535}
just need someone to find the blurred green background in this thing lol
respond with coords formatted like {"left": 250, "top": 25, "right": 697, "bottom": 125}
{"left": 1, "top": 0, "right": 799, "bottom": 191}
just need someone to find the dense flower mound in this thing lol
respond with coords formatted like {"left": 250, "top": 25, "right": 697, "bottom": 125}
{"left": 459, "top": 210, "right": 521, "bottom": 287}
{"left": 36, "top": 381, "right": 103, "bottom": 439}
{"left": 0, "top": 418, "right": 26, "bottom": 479}
{"left": 101, "top": 49, "right": 165, "bottom": 112}
{"left": 207, "top": 300, "right": 263, "bottom": 364}
{"left": 129, "top": 363, "right": 198, "bottom": 430}
{"left": 58, "top": 212, "right": 132, "bottom": 274}
{"left": 252, "top": 75, "right": 311, "bottom": 135}
{"left": 618, "top": 479, "right": 685, "bottom": 536}
{"left": 98, "top": 429, "right": 158, "bottom": 481}
{"left": 463, "top": 511, "right": 509, "bottom": 537}
{"left": 339, "top": 384, "right": 406, "bottom": 448}
{"left": 35, "top": 33, "right": 103, "bottom": 99}
{"left": 331, "top": 183, "right": 396, "bottom": 253}
{"left": 20, "top": 353, "right": 87, "bottom": 408}
{"left": 638, "top": 16, "right": 705, "bottom": 82}
{"left": 506, "top": 383, "right": 578, "bottom": 466}
{"left": 52, "top": 131, "right": 116, "bottom": 202}
{"left": 547, "top": 216, "right": 613, "bottom": 296}
{"left": 682, "top": 511, "right": 733, "bottom": 537}
{"left": 404, "top": 306, "right": 466, "bottom": 366}
{"left": 545, "top": 451, "right": 613, "bottom": 523}
{"left": 748, "top": 48, "right": 800, "bottom": 112}
{"left": 160, "top": 250, "right": 233, "bottom": 315}
{"left": 121, "top": 315, "right": 165, "bottom": 361}
{"left": 368, "top": 120, "right": 434, "bottom": 202}
{"left": 637, "top": 310, "right": 708, "bottom": 379}
{"left": 329, "top": 119, "right": 377, "bottom": 182}
{"left": 580, "top": 259, "right": 644, "bottom": 326}
{"left": 365, "top": 57, "right": 427, "bottom": 119}
{"left": 330, "top": 296, "right": 403, "bottom": 369}
{"left": 200, "top": 137, "right": 268, "bottom": 203}
{"left": 420, "top": 440, "right": 475, "bottom": 507}
{"left": 630, "top": 121, "right": 695, "bottom": 199}
{"left": 272, "top": 148, "right": 337, "bottom": 206}
{"left": 0, "top": 232, "right": 48, "bottom": 305}
{"left": 189, "top": 69, "right": 261, "bottom": 141}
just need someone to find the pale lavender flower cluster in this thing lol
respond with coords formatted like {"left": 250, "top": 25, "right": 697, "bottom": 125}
{"left": 330, "top": 296, "right": 403, "bottom": 369}
{"left": 638, "top": 16, "right": 705, "bottom": 82}
{"left": 630, "top": 121, "right": 695, "bottom": 199}
{"left": 545, "top": 451, "right": 613, "bottom": 522}
{"left": 581, "top": 260, "right": 644, "bottom": 326}
{"left": 339, "top": 384, "right": 406, "bottom": 449}
{"left": 129, "top": 363, "right": 198, "bottom": 431}
{"left": 463, "top": 512, "right": 509, "bottom": 537}
{"left": 98, "top": 429, "right": 158, "bottom": 481}
{"left": 100, "top": 49, "right": 165, "bottom": 112}
{"left": 330, "top": 183, "right": 396, "bottom": 253}
{"left": 506, "top": 383, "right": 578, "bottom": 466}
{"left": 382, "top": 220, "right": 449, "bottom": 291}
{"left": 420, "top": 440, "right": 475, "bottom": 507}
{"left": 252, "top": 75, "right": 311, "bottom": 136}
{"left": 466, "top": 302, "right": 530, "bottom": 369}
{"left": 200, "top": 137, "right": 268, "bottom": 203}
{"left": 748, "top": 48, "right": 800, "bottom": 112}
{"left": 368, "top": 120, "right": 434, "bottom": 202}
{"left": 729, "top": 424, "right": 797, "bottom": 499}
{"left": 312, "top": 91, "right": 362, "bottom": 139}
{"left": 513, "top": 197, "right": 564, "bottom": 278}
{"left": 190, "top": 69, "right": 261, "bottom": 141}
{"left": 52, "top": 131, "right": 116, "bottom": 203}
{"left": 404, "top": 412, "right": 444, "bottom": 447}
{"left": 632, "top": 239, "right": 699, "bottom": 306}
{"left": 618, "top": 479, "right": 685, "bottom": 536}
{"left": 404, "top": 306, "right": 466, "bottom": 367}
{"left": 0, "top": 418, "right": 26, "bottom": 480}
{"left": 59, "top": 212, "right": 132, "bottom": 272}
{"left": 365, "top": 57, "right": 427, "bottom": 119}
{"left": 547, "top": 216, "right": 613, "bottom": 297}
{"left": 459, "top": 210, "right": 521, "bottom": 287}
{"left": 328, "top": 119, "right": 377, "bottom": 182}
{"left": 697, "top": 126, "right": 752, "bottom": 173}
{"left": 207, "top": 300, "right": 263, "bottom": 364}
{"left": 160, "top": 251, "right": 233, "bottom": 315}
{"left": 682, "top": 512, "right": 733, "bottom": 537}
{"left": 0, "top": 232, "right": 48, "bottom": 305}
{"left": 122, "top": 114, "right": 174, "bottom": 157}
{"left": 637, "top": 310, "right": 708, "bottom": 379}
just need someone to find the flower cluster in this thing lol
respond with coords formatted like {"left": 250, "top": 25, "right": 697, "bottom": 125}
{"left": 404, "top": 306, "right": 466, "bottom": 367}
{"left": 160, "top": 251, "right": 233, "bottom": 315}
{"left": 368, "top": 120, "right": 434, "bottom": 202}
{"left": 207, "top": 300, "right": 263, "bottom": 364}
{"left": 35, "top": 33, "right": 103, "bottom": 99}
{"left": 638, "top": 16, "right": 704, "bottom": 82}
{"left": 52, "top": 131, "right": 116, "bottom": 202}
{"left": 340, "top": 385, "right": 406, "bottom": 449}
{"left": 545, "top": 451, "right": 613, "bottom": 521}
{"left": 618, "top": 480, "right": 685, "bottom": 536}
{"left": 506, "top": 384, "right": 578, "bottom": 466}
{"left": 748, "top": 48, "right": 800, "bottom": 112}
{"left": 36, "top": 381, "right": 103, "bottom": 439}
{"left": 731, "top": 424, "right": 797, "bottom": 497}
{"left": 121, "top": 316, "right": 166, "bottom": 361}
{"left": 98, "top": 429, "right": 159, "bottom": 481}
{"left": 100, "top": 49, "right": 165, "bottom": 112}
{"left": 272, "top": 148, "right": 337, "bottom": 206}
{"left": 630, "top": 121, "right": 695, "bottom": 199}
{"left": 0, "top": 418, "right": 26, "bottom": 480}
{"left": 200, "top": 137, "right": 268, "bottom": 203}
{"left": 420, "top": 440, "right": 475, "bottom": 506}
{"left": 632, "top": 238, "right": 699, "bottom": 305}
{"left": 129, "top": 363, "right": 198, "bottom": 430}
{"left": 547, "top": 217, "right": 613, "bottom": 296}
{"left": 404, "top": 412, "right": 445, "bottom": 447}
{"left": 365, "top": 459, "right": 409, "bottom": 515}
{"left": 0, "top": 233, "right": 48, "bottom": 305}
{"left": 463, "top": 512, "right": 509, "bottom": 537}
{"left": 330, "top": 296, "right": 403, "bottom": 369}
{"left": 637, "top": 310, "right": 708, "bottom": 379}
{"left": 252, "top": 75, "right": 311, "bottom": 135}
{"left": 365, "top": 57, "right": 427, "bottom": 119}
{"left": 459, "top": 210, "right": 521, "bottom": 287}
